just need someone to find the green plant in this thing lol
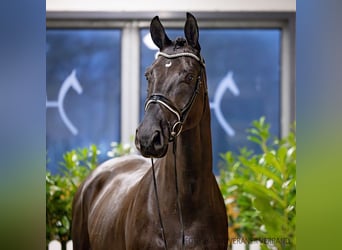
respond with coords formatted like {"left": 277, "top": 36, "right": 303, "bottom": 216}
{"left": 107, "top": 140, "right": 136, "bottom": 158}
{"left": 46, "top": 144, "right": 99, "bottom": 246}
{"left": 219, "top": 117, "right": 296, "bottom": 249}
{"left": 46, "top": 142, "right": 134, "bottom": 248}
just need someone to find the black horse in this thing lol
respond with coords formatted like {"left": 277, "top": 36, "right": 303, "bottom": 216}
{"left": 72, "top": 13, "right": 228, "bottom": 249}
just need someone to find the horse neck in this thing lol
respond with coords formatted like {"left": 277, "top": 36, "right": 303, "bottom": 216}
{"left": 175, "top": 71, "right": 213, "bottom": 180}
{"left": 158, "top": 90, "right": 214, "bottom": 207}
{"left": 175, "top": 98, "right": 213, "bottom": 175}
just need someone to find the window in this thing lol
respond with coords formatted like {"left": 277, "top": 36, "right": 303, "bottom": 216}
{"left": 46, "top": 13, "right": 295, "bottom": 175}
{"left": 46, "top": 29, "right": 121, "bottom": 173}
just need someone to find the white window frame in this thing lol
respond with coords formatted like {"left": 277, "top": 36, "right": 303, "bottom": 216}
{"left": 46, "top": 11, "right": 295, "bottom": 144}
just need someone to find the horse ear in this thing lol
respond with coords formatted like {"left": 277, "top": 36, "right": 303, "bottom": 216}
{"left": 184, "top": 12, "right": 201, "bottom": 51}
{"left": 150, "top": 16, "right": 172, "bottom": 50}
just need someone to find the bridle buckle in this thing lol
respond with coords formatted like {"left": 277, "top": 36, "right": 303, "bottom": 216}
{"left": 170, "top": 121, "right": 183, "bottom": 141}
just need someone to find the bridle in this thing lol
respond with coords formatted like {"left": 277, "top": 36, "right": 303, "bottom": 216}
{"left": 144, "top": 51, "right": 206, "bottom": 142}
{"left": 144, "top": 51, "right": 206, "bottom": 250}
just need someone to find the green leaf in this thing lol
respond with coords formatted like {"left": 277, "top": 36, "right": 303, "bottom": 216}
{"left": 243, "top": 180, "right": 286, "bottom": 208}
{"left": 247, "top": 135, "right": 262, "bottom": 145}
{"left": 253, "top": 197, "right": 272, "bottom": 213}
{"left": 264, "top": 152, "right": 283, "bottom": 173}
{"left": 277, "top": 145, "right": 288, "bottom": 165}
{"left": 248, "top": 164, "right": 283, "bottom": 186}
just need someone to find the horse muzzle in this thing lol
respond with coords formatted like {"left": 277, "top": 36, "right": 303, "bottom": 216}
{"left": 135, "top": 123, "right": 169, "bottom": 158}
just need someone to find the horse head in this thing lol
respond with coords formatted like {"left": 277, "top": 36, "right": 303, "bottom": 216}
{"left": 135, "top": 13, "right": 207, "bottom": 158}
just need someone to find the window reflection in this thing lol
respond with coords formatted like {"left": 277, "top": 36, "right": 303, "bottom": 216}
{"left": 46, "top": 29, "right": 121, "bottom": 174}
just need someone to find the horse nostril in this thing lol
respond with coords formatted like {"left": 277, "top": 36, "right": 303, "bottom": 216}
{"left": 152, "top": 131, "right": 162, "bottom": 146}
{"left": 135, "top": 127, "right": 167, "bottom": 157}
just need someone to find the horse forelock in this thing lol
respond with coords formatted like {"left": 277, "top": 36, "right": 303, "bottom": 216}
{"left": 174, "top": 37, "right": 187, "bottom": 49}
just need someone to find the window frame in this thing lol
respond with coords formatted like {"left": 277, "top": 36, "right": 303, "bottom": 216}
{"left": 46, "top": 11, "right": 295, "bottom": 145}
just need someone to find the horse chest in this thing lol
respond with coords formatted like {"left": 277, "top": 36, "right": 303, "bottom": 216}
{"left": 125, "top": 207, "right": 226, "bottom": 249}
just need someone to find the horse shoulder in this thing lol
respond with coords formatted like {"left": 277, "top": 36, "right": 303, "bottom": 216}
{"left": 77, "top": 155, "right": 150, "bottom": 248}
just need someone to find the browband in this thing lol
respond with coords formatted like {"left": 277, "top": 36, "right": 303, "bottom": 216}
{"left": 156, "top": 52, "right": 206, "bottom": 67}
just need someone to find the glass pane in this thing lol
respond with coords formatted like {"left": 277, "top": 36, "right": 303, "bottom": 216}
{"left": 140, "top": 28, "right": 281, "bottom": 174}
{"left": 46, "top": 29, "right": 121, "bottom": 174}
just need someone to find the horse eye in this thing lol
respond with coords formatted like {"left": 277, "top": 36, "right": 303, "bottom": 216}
{"left": 187, "top": 74, "right": 194, "bottom": 82}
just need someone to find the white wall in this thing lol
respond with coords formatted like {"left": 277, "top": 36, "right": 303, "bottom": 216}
{"left": 46, "top": 0, "right": 296, "bottom": 13}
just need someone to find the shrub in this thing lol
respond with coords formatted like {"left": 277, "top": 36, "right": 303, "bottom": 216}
{"left": 218, "top": 117, "right": 296, "bottom": 250}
